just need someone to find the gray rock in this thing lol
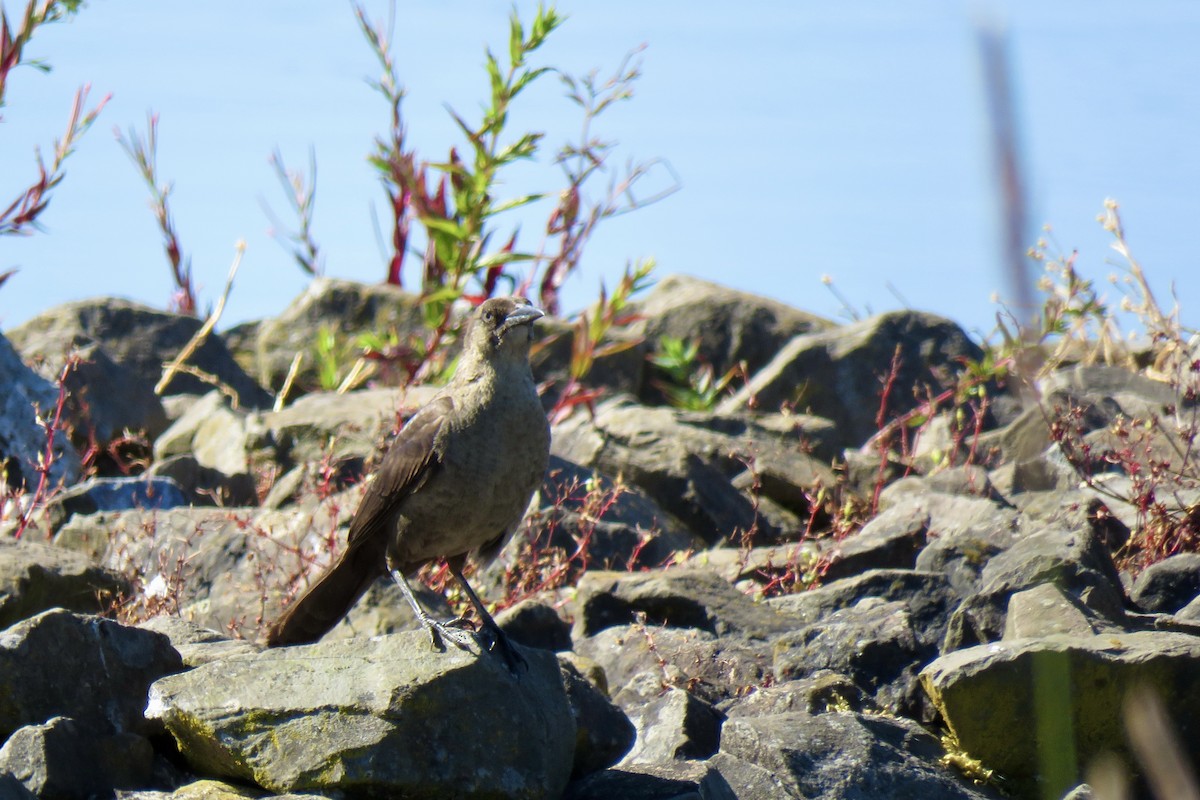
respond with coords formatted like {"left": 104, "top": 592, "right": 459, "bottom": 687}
{"left": 46, "top": 475, "right": 188, "bottom": 531}
{"left": 907, "top": 494, "right": 1020, "bottom": 597}
{"left": 0, "top": 774, "right": 34, "bottom": 800}
{"left": 773, "top": 599, "right": 928, "bottom": 717}
{"left": 0, "top": 538, "right": 129, "bottom": 629}
{"left": 614, "top": 686, "right": 722, "bottom": 765}
{"left": 0, "top": 609, "right": 183, "bottom": 740}
{"left": 943, "top": 524, "right": 1127, "bottom": 651}
{"left": 711, "top": 710, "right": 997, "bottom": 799}
{"left": 563, "top": 761, "right": 738, "bottom": 800}
{"left": 137, "top": 616, "right": 260, "bottom": 667}
{"left": 768, "top": 569, "right": 957, "bottom": 651}
{"left": 576, "top": 625, "right": 771, "bottom": 708}
{"left": 147, "top": 630, "right": 576, "bottom": 798}
{"left": 497, "top": 599, "right": 573, "bottom": 652}
{"left": 723, "top": 671, "right": 871, "bottom": 717}
{"left": 922, "top": 631, "right": 1200, "bottom": 799}
{"left": 820, "top": 503, "right": 928, "bottom": 581}
{"left": 248, "top": 277, "right": 424, "bottom": 392}
{"left": 1130, "top": 553, "right": 1200, "bottom": 613}
{"left": 148, "top": 454, "right": 258, "bottom": 507}
{"left": 0, "top": 332, "right": 81, "bottom": 491}
{"left": 7, "top": 297, "right": 271, "bottom": 409}
{"left": 153, "top": 391, "right": 252, "bottom": 477}
{"left": 523, "top": 455, "right": 701, "bottom": 571}
{"left": 632, "top": 273, "right": 833, "bottom": 394}
{"left": 22, "top": 340, "right": 170, "bottom": 448}
{"left": 553, "top": 398, "right": 837, "bottom": 545}
{"left": 54, "top": 505, "right": 350, "bottom": 640}
{"left": 0, "top": 715, "right": 156, "bottom": 799}
{"left": 718, "top": 310, "right": 983, "bottom": 448}
{"left": 560, "top": 657, "right": 637, "bottom": 777}
{"left": 1003, "top": 583, "right": 1123, "bottom": 639}
{"left": 571, "top": 569, "right": 792, "bottom": 640}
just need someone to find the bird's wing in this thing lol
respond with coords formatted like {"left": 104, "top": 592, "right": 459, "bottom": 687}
{"left": 346, "top": 395, "right": 453, "bottom": 547}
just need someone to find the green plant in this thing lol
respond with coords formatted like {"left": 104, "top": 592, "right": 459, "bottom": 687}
{"left": 0, "top": 0, "right": 108, "bottom": 241}
{"left": 546, "top": 258, "right": 653, "bottom": 423}
{"left": 350, "top": 2, "right": 674, "bottom": 387}
{"left": 649, "top": 335, "right": 744, "bottom": 411}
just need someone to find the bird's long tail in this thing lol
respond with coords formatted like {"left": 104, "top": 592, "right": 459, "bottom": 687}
{"left": 266, "top": 539, "right": 387, "bottom": 647}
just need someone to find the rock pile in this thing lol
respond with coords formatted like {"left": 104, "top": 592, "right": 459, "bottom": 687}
{"left": 0, "top": 274, "right": 1197, "bottom": 799}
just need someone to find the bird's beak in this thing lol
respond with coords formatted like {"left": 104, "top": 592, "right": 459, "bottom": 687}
{"left": 500, "top": 304, "right": 544, "bottom": 334}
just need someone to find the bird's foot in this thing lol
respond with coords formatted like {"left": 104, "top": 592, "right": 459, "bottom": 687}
{"left": 479, "top": 622, "right": 527, "bottom": 676}
{"left": 420, "top": 615, "right": 480, "bottom": 653}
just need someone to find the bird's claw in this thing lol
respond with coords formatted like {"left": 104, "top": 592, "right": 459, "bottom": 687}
{"left": 422, "top": 616, "right": 480, "bottom": 653}
{"left": 481, "top": 624, "right": 528, "bottom": 676}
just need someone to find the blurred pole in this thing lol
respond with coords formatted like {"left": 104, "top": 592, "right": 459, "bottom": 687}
{"left": 977, "top": 16, "right": 1042, "bottom": 395}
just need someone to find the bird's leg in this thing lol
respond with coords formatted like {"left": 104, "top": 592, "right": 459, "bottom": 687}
{"left": 388, "top": 568, "right": 478, "bottom": 653}
{"left": 447, "top": 560, "right": 527, "bottom": 674}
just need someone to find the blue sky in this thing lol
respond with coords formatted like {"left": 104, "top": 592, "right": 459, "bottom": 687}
{"left": 2, "top": 2, "right": 1197, "bottom": 339}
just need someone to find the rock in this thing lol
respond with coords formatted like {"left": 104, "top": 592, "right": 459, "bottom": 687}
{"left": 0, "top": 774, "right": 34, "bottom": 800}
{"left": 497, "top": 599, "right": 573, "bottom": 652}
{"left": 115, "top": 779, "right": 329, "bottom": 799}
{"left": 525, "top": 455, "right": 702, "bottom": 570}
{"left": 53, "top": 505, "right": 351, "bottom": 640}
{"left": 0, "top": 715, "right": 156, "bottom": 798}
{"left": 1130, "top": 553, "right": 1200, "bottom": 613}
{"left": 576, "top": 624, "right": 772, "bottom": 708}
{"left": 571, "top": 569, "right": 792, "bottom": 640}
{"left": 20, "top": 340, "right": 170, "bottom": 449}
{"left": 772, "top": 599, "right": 929, "bottom": 717}
{"left": 147, "top": 630, "right": 576, "bottom": 798}
{"left": 943, "top": 524, "right": 1127, "bottom": 651}
{"left": 0, "top": 609, "right": 183, "bottom": 740}
{"left": 553, "top": 398, "right": 838, "bottom": 545}
{"left": 614, "top": 685, "right": 722, "bottom": 765}
{"left": 710, "top": 709, "right": 998, "bottom": 799}
{"left": 563, "top": 761, "right": 738, "bottom": 800}
{"left": 921, "top": 631, "right": 1200, "bottom": 799}
{"left": 632, "top": 274, "right": 833, "bottom": 397}
{"left": 45, "top": 475, "right": 189, "bottom": 531}
{"left": 138, "top": 616, "right": 260, "bottom": 667}
{"left": 769, "top": 569, "right": 958, "bottom": 651}
{"left": 7, "top": 297, "right": 271, "bottom": 409}
{"left": 1003, "top": 583, "right": 1122, "bottom": 639}
{"left": 153, "top": 391, "right": 253, "bottom": 478}
{"left": 718, "top": 310, "right": 983, "bottom": 448}
{"left": 819, "top": 503, "right": 928, "bottom": 581}
{"left": 560, "top": 657, "right": 637, "bottom": 777}
{"left": 723, "top": 671, "right": 872, "bottom": 717}
{"left": 0, "top": 538, "right": 129, "bottom": 628}
{"left": 0, "top": 332, "right": 82, "bottom": 491}
{"left": 247, "top": 277, "right": 424, "bottom": 392}
{"left": 148, "top": 454, "right": 258, "bottom": 507}
{"left": 907, "top": 494, "right": 1020, "bottom": 597}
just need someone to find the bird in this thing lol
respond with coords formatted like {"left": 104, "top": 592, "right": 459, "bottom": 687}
{"left": 266, "top": 296, "right": 551, "bottom": 670}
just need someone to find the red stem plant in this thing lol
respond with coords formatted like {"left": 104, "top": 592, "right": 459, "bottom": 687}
{"left": 1, "top": 1, "right": 108, "bottom": 239}
{"left": 116, "top": 113, "right": 198, "bottom": 316}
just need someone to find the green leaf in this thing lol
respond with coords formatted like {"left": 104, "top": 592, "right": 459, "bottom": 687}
{"left": 489, "top": 193, "right": 544, "bottom": 215}
{"left": 476, "top": 249, "right": 536, "bottom": 268}
{"left": 485, "top": 50, "right": 504, "bottom": 105}
{"left": 511, "top": 66, "right": 551, "bottom": 98}
{"left": 420, "top": 216, "right": 469, "bottom": 241}
{"left": 509, "top": 13, "right": 524, "bottom": 68}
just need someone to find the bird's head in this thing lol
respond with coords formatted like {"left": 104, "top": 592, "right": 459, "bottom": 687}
{"left": 469, "top": 296, "right": 544, "bottom": 355}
